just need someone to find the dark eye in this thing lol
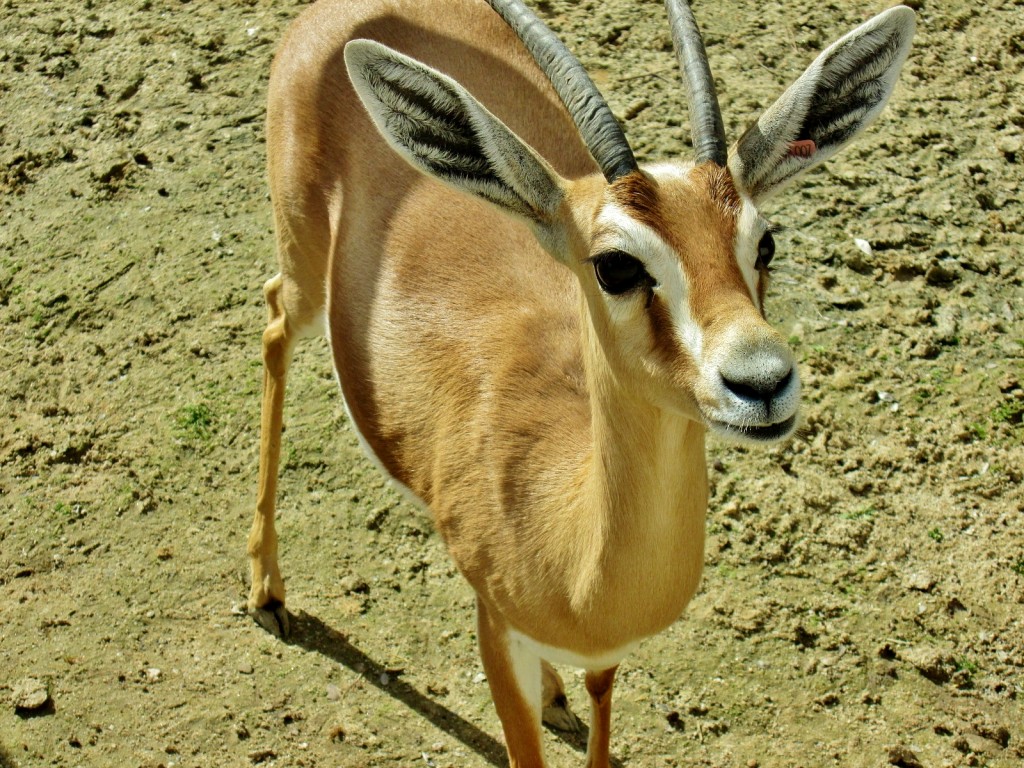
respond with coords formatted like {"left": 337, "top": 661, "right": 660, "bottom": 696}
{"left": 593, "top": 251, "right": 650, "bottom": 295}
{"left": 757, "top": 231, "right": 775, "bottom": 268}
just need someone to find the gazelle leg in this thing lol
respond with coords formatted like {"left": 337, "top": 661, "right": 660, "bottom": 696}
{"left": 583, "top": 666, "right": 618, "bottom": 768}
{"left": 247, "top": 273, "right": 295, "bottom": 637}
{"left": 476, "top": 600, "right": 547, "bottom": 768}
{"left": 541, "top": 661, "right": 582, "bottom": 732}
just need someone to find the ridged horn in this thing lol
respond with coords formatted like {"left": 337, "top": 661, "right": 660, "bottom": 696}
{"left": 665, "top": 0, "right": 728, "bottom": 166}
{"left": 484, "top": 0, "right": 638, "bottom": 182}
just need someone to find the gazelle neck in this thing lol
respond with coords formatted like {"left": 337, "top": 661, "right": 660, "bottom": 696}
{"left": 579, "top": 292, "right": 709, "bottom": 514}
{"left": 566, "top": 304, "right": 709, "bottom": 628}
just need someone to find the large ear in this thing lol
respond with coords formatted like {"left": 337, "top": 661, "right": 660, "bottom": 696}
{"left": 729, "top": 6, "right": 915, "bottom": 204}
{"left": 344, "top": 39, "right": 565, "bottom": 227}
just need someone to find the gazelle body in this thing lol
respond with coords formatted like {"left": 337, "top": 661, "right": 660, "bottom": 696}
{"left": 247, "top": 1, "right": 914, "bottom": 765}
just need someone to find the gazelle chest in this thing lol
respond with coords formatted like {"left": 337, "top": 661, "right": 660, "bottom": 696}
{"left": 590, "top": 495, "right": 707, "bottom": 642}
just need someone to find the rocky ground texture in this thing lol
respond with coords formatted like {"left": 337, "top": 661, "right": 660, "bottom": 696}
{"left": 1, "top": 1, "right": 1022, "bottom": 766}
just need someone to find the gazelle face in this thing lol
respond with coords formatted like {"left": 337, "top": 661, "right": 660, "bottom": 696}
{"left": 575, "top": 163, "right": 800, "bottom": 443}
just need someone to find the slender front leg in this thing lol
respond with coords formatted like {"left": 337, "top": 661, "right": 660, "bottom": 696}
{"left": 584, "top": 666, "right": 618, "bottom": 768}
{"left": 247, "top": 274, "right": 293, "bottom": 637}
{"left": 476, "top": 599, "right": 547, "bottom": 768}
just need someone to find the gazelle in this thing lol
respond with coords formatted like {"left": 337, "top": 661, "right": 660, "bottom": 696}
{"left": 247, "top": 0, "right": 914, "bottom": 764}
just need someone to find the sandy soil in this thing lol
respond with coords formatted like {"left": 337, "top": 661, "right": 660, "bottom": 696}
{"left": 1, "top": 1, "right": 1022, "bottom": 766}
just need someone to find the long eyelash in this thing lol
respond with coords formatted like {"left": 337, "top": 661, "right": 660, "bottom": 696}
{"left": 767, "top": 221, "right": 787, "bottom": 235}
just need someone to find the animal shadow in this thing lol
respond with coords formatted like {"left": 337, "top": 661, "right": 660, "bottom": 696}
{"left": 281, "top": 609, "right": 622, "bottom": 766}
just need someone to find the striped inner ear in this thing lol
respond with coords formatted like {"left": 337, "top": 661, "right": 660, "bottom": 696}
{"left": 361, "top": 56, "right": 507, "bottom": 196}
{"left": 800, "top": 24, "right": 907, "bottom": 149}
{"left": 347, "top": 40, "right": 564, "bottom": 222}
{"left": 731, "top": 6, "right": 914, "bottom": 203}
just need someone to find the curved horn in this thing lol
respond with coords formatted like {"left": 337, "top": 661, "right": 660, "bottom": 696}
{"left": 485, "top": 0, "right": 638, "bottom": 182}
{"left": 665, "top": 0, "right": 728, "bottom": 166}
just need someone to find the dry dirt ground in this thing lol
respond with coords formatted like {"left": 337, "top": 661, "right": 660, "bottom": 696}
{"left": 1, "top": 1, "right": 1022, "bottom": 766}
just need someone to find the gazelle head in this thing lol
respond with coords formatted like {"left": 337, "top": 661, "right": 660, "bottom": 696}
{"left": 345, "top": 0, "right": 915, "bottom": 444}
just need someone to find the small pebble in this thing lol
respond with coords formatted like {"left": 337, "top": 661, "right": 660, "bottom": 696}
{"left": 12, "top": 678, "right": 50, "bottom": 712}
{"left": 886, "top": 744, "right": 923, "bottom": 768}
{"left": 996, "top": 135, "right": 1021, "bottom": 161}
{"left": 903, "top": 572, "right": 936, "bottom": 592}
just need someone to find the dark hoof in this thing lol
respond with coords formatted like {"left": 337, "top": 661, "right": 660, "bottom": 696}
{"left": 251, "top": 600, "right": 290, "bottom": 638}
{"left": 543, "top": 695, "right": 583, "bottom": 733}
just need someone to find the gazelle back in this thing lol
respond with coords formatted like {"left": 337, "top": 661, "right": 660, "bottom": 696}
{"left": 247, "top": 1, "right": 915, "bottom": 765}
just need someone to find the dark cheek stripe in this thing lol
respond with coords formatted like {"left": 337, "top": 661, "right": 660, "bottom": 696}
{"left": 647, "top": 296, "right": 679, "bottom": 363}
{"left": 647, "top": 295, "right": 698, "bottom": 386}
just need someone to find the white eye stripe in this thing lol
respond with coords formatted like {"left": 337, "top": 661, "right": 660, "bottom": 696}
{"left": 592, "top": 204, "right": 668, "bottom": 268}
{"left": 734, "top": 197, "right": 767, "bottom": 303}
{"left": 593, "top": 202, "right": 703, "bottom": 366}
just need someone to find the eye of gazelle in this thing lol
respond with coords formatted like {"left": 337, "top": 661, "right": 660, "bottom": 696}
{"left": 592, "top": 230, "right": 777, "bottom": 298}
{"left": 592, "top": 250, "right": 653, "bottom": 295}
{"left": 756, "top": 230, "right": 775, "bottom": 268}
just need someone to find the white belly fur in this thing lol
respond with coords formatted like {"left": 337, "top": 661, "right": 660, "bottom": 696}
{"left": 510, "top": 629, "right": 639, "bottom": 671}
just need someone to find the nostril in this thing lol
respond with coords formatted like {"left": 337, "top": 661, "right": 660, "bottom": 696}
{"left": 721, "top": 367, "right": 794, "bottom": 403}
{"left": 772, "top": 368, "right": 793, "bottom": 398}
{"left": 721, "top": 374, "right": 763, "bottom": 402}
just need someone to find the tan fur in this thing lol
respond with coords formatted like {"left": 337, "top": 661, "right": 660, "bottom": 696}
{"left": 584, "top": 667, "right": 618, "bottom": 768}
{"left": 248, "top": 1, "right": 785, "bottom": 766}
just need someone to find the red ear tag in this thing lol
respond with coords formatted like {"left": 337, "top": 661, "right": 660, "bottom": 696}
{"left": 788, "top": 139, "right": 817, "bottom": 159}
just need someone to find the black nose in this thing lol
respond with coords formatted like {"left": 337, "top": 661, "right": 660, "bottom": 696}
{"left": 721, "top": 367, "right": 793, "bottom": 404}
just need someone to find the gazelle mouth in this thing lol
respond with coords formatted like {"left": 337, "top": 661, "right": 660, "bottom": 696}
{"left": 709, "top": 414, "right": 797, "bottom": 443}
